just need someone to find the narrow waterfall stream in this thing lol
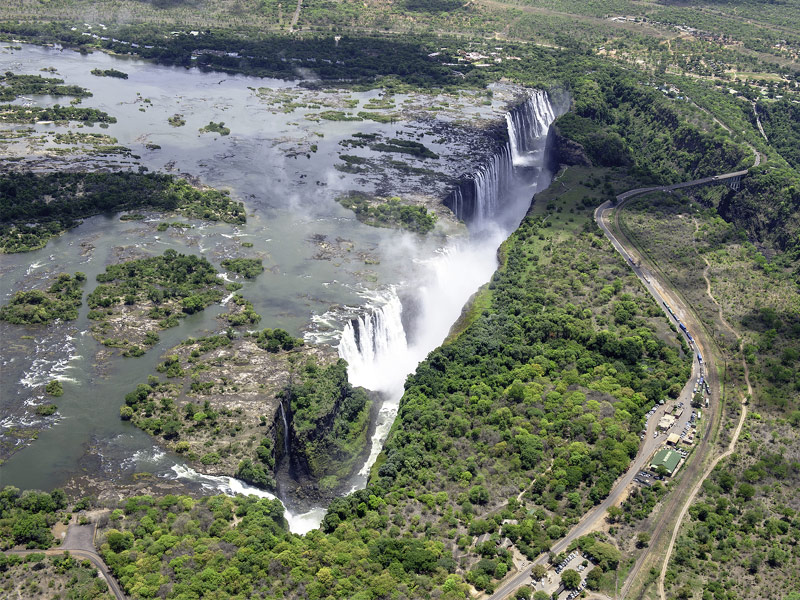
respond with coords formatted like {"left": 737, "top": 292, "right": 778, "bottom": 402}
{"left": 279, "top": 402, "right": 290, "bottom": 458}
{"left": 506, "top": 90, "right": 557, "bottom": 166}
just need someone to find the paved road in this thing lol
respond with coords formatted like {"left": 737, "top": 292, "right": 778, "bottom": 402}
{"left": 6, "top": 522, "right": 127, "bottom": 600}
{"left": 488, "top": 170, "right": 743, "bottom": 600}
{"left": 600, "top": 194, "right": 721, "bottom": 600}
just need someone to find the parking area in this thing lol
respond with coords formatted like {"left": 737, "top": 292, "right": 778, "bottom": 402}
{"left": 530, "top": 552, "right": 590, "bottom": 599}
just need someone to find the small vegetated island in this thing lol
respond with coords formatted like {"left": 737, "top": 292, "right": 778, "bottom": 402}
{"left": 338, "top": 191, "right": 437, "bottom": 234}
{"left": 0, "top": 71, "right": 92, "bottom": 101}
{"left": 90, "top": 67, "right": 128, "bottom": 79}
{"left": 220, "top": 257, "right": 264, "bottom": 279}
{"left": 0, "top": 104, "right": 115, "bottom": 124}
{"left": 199, "top": 121, "right": 230, "bottom": 135}
{"left": 0, "top": 171, "right": 245, "bottom": 252}
{"left": 167, "top": 113, "right": 186, "bottom": 127}
{"left": 0, "top": 271, "right": 85, "bottom": 324}
{"left": 86, "top": 249, "right": 227, "bottom": 356}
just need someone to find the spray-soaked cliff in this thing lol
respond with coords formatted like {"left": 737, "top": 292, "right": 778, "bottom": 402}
{"left": 333, "top": 89, "right": 564, "bottom": 501}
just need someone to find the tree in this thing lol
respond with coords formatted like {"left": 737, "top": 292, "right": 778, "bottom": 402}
{"left": 606, "top": 505, "right": 623, "bottom": 523}
{"left": 469, "top": 485, "right": 489, "bottom": 505}
{"left": 737, "top": 483, "right": 756, "bottom": 501}
{"left": 45, "top": 380, "right": 63, "bottom": 397}
{"left": 12, "top": 513, "right": 52, "bottom": 548}
{"left": 533, "top": 591, "right": 550, "bottom": 600}
{"left": 561, "top": 569, "right": 581, "bottom": 590}
{"left": 586, "top": 566, "right": 603, "bottom": 590}
{"left": 515, "top": 585, "right": 532, "bottom": 599}
{"left": 106, "top": 529, "right": 133, "bottom": 553}
{"left": 636, "top": 532, "right": 650, "bottom": 548}
{"left": 531, "top": 564, "right": 547, "bottom": 580}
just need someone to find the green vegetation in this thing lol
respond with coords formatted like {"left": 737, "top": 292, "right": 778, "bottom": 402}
{"left": 338, "top": 192, "right": 437, "bottom": 234}
{"left": 167, "top": 113, "right": 185, "bottom": 127}
{"left": 120, "top": 329, "right": 324, "bottom": 490}
{"left": 34, "top": 403, "right": 57, "bottom": 416}
{"left": 665, "top": 447, "right": 800, "bottom": 599}
{"left": 371, "top": 138, "right": 439, "bottom": 159}
{"left": 222, "top": 294, "right": 262, "bottom": 326}
{"left": 620, "top": 188, "right": 800, "bottom": 599}
{"left": 88, "top": 250, "right": 222, "bottom": 317}
{"left": 220, "top": 258, "right": 264, "bottom": 279}
{"left": 90, "top": 68, "right": 128, "bottom": 79}
{"left": 87, "top": 250, "right": 224, "bottom": 354}
{"left": 251, "top": 328, "right": 303, "bottom": 352}
{"left": 756, "top": 99, "right": 800, "bottom": 169}
{"left": 316, "top": 110, "right": 362, "bottom": 121}
{"left": 0, "top": 486, "right": 67, "bottom": 549}
{"left": 283, "top": 358, "right": 372, "bottom": 485}
{"left": 0, "top": 71, "right": 91, "bottom": 101}
{"left": 0, "top": 272, "right": 85, "bottom": 324}
{"left": 555, "top": 77, "right": 749, "bottom": 181}
{"left": 0, "top": 104, "right": 115, "bottom": 124}
{"left": 45, "top": 380, "right": 63, "bottom": 397}
{"left": 199, "top": 121, "right": 230, "bottom": 135}
{"left": 1, "top": 172, "right": 245, "bottom": 252}
{"left": 0, "top": 551, "right": 113, "bottom": 599}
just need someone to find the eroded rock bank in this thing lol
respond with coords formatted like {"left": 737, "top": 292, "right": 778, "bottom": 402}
{"left": 119, "top": 324, "right": 379, "bottom": 510}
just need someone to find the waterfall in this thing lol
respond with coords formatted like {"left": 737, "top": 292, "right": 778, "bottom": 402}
{"left": 298, "top": 87, "right": 563, "bottom": 531}
{"left": 278, "top": 401, "right": 290, "bottom": 457}
{"left": 337, "top": 288, "right": 409, "bottom": 394}
{"left": 446, "top": 89, "right": 557, "bottom": 228}
{"left": 507, "top": 90, "right": 556, "bottom": 166}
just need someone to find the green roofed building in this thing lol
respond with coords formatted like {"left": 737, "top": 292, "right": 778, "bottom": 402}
{"left": 650, "top": 448, "right": 681, "bottom": 476}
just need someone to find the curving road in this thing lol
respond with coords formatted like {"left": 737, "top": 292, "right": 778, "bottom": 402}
{"left": 6, "top": 522, "right": 127, "bottom": 600}
{"left": 488, "top": 168, "right": 748, "bottom": 600}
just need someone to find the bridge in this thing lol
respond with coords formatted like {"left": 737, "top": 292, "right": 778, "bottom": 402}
{"left": 615, "top": 169, "right": 748, "bottom": 205}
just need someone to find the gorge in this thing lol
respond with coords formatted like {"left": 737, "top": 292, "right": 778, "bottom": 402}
{"left": 0, "top": 42, "right": 563, "bottom": 534}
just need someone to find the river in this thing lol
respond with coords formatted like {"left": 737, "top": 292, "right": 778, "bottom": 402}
{"left": 0, "top": 42, "right": 563, "bottom": 533}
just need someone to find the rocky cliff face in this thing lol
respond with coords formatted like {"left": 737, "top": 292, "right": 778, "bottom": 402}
{"left": 546, "top": 124, "right": 592, "bottom": 169}
{"left": 276, "top": 358, "right": 376, "bottom": 506}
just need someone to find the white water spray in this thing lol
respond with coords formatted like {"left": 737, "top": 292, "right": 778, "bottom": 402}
{"left": 170, "top": 465, "right": 324, "bottom": 534}
{"left": 335, "top": 89, "right": 561, "bottom": 497}
{"left": 337, "top": 288, "right": 410, "bottom": 394}
{"left": 507, "top": 90, "right": 556, "bottom": 166}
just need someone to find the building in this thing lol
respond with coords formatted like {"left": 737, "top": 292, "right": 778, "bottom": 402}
{"left": 658, "top": 414, "right": 676, "bottom": 431}
{"left": 650, "top": 448, "right": 681, "bottom": 476}
{"left": 666, "top": 433, "right": 680, "bottom": 446}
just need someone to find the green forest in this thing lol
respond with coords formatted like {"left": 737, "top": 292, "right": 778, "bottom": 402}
{"left": 0, "top": 272, "right": 85, "bottom": 325}
{"left": 0, "top": 171, "right": 245, "bottom": 252}
{"left": 1, "top": 0, "right": 799, "bottom": 598}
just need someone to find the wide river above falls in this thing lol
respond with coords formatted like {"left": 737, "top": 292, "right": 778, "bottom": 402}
{"left": 0, "top": 43, "right": 560, "bottom": 532}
